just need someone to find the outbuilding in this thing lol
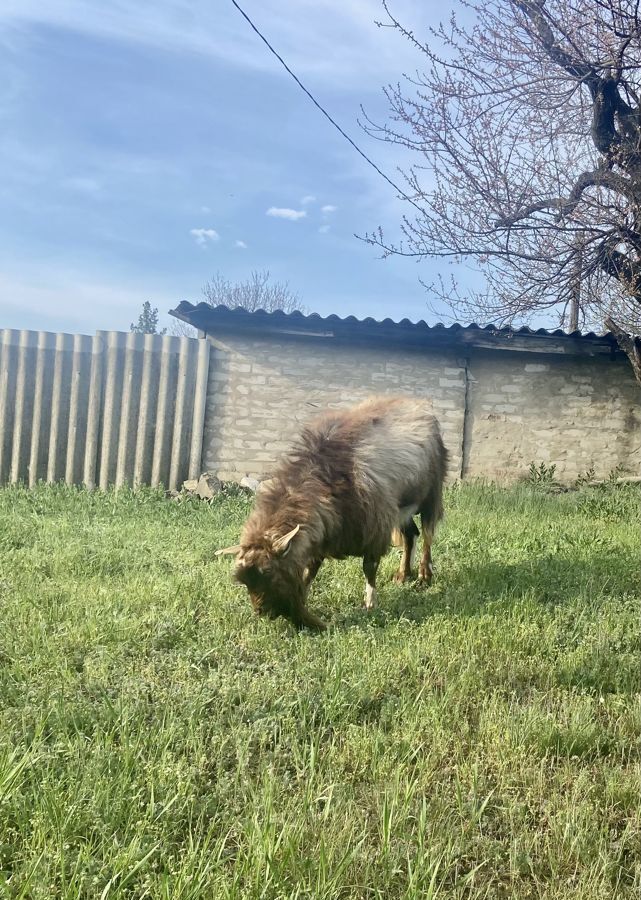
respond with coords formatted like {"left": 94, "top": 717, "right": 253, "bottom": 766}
{"left": 170, "top": 303, "right": 640, "bottom": 483}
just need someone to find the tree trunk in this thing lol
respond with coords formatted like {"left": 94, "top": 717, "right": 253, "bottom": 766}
{"left": 605, "top": 315, "right": 641, "bottom": 386}
{"left": 569, "top": 238, "right": 582, "bottom": 332}
{"left": 569, "top": 295, "right": 579, "bottom": 332}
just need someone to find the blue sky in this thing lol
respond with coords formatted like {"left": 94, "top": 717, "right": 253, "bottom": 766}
{"left": 0, "top": 0, "right": 466, "bottom": 333}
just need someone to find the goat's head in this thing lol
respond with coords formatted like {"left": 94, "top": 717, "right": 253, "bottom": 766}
{"left": 217, "top": 524, "right": 306, "bottom": 623}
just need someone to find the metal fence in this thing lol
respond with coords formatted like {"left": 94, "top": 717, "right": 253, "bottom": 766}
{"left": 0, "top": 329, "right": 210, "bottom": 490}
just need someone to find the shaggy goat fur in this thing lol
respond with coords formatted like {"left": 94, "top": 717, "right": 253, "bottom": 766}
{"left": 221, "top": 396, "right": 448, "bottom": 629}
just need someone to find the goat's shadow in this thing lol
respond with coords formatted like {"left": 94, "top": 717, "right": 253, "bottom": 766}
{"left": 311, "top": 548, "right": 637, "bottom": 631}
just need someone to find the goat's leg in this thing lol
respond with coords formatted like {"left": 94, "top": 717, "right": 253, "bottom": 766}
{"left": 362, "top": 555, "right": 380, "bottom": 610}
{"left": 393, "top": 519, "right": 419, "bottom": 583}
{"left": 418, "top": 510, "right": 435, "bottom": 584}
{"left": 304, "top": 557, "right": 324, "bottom": 587}
{"left": 289, "top": 599, "right": 327, "bottom": 631}
{"left": 418, "top": 479, "right": 444, "bottom": 585}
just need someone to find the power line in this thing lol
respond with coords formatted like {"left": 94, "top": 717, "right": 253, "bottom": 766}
{"left": 229, "top": 0, "right": 425, "bottom": 217}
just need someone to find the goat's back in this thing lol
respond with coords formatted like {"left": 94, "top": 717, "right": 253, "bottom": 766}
{"left": 302, "top": 395, "right": 446, "bottom": 508}
{"left": 351, "top": 397, "right": 445, "bottom": 506}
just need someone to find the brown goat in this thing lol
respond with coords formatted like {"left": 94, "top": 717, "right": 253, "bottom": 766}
{"left": 217, "top": 396, "right": 448, "bottom": 630}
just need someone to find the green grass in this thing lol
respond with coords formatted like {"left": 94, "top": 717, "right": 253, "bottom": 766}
{"left": 0, "top": 481, "right": 639, "bottom": 899}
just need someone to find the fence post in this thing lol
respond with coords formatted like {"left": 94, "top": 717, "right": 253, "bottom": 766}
{"left": 151, "top": 335, "right": 175, "bottom": 489}
{"left": 133, "top": 332, "right": 158, "bottom": 488}
{"left": 84, "top": 332, "right": 105, "bottom": 490}
{"left": 29, "top": 331, "right": 56, "bottom": 487}
{"left": 47, "top": 333, "right": 73, "bottom": 483}
{"left": 0, "top": 331, "right": 18, "bottom": 484}
{"left": 10, "top": 330, "right": 37, "bottom": 483}
{"left": 168, "top": 338, "right": 193, "bottom": 492}
{"left": 99, "top": 331, "right": 127, "bottom": 490}
{"left": 115, "top": 331, "right": 143, "bottom": 488}
{"left": 188, "top": 338, "right": 210, "bottom": 479}
{"left": 65, "top": 333, "right": 92, "bottom": 485}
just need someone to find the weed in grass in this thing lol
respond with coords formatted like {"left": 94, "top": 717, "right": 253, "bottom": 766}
{"left": 527, "top": 461, "right": 557, "bottom": 486}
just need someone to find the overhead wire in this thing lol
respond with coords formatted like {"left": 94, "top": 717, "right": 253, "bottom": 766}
{"left": 229, "top": 0, "right": 425, "bottom": 217}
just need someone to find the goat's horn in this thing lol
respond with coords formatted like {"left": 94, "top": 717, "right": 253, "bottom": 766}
{"left": 273, "top": 524, "right": 301, "bottom": 552}
{"left": 215, "top": 544, "right": 242, "bottom": 556}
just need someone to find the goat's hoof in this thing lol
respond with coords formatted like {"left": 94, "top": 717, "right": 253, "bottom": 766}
{"left": 393, "top": 571, "right": 411, "bottom": 584}
{"left": 363, "top": 585, "right": 377, "bottom": 611}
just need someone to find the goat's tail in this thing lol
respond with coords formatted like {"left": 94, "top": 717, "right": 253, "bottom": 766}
{"left": 421, "top": 432, "right": 448, "bottom": 534}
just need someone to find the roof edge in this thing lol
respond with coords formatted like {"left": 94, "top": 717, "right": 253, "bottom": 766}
{"left": 169, "top": 302, "right": 622, "bottom": 357}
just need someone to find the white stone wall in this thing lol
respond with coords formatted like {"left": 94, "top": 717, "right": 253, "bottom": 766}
{"left": 202, "top": 333, "right": 641, "bottom": 483}
{"left": 465, "top": 351, "right": 641, "bottom": 481}
{"left": 203, "top": 336, "right": 467, "bottom": 480}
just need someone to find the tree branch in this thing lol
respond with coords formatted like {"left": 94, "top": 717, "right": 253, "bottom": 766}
{"left": 515, "top": 0, "right": 596, "bottom": 83}
{"left": 592, "top": 77, "right": 623, "bottom": 153}
{"left": 605, "top": 314, "right": 641, "bottom": 383}
{"left": 597, "top": 244, "right": 641, "bottom": 292}
{"left": 496, "top": 167, "right": 637, "bottom": 227}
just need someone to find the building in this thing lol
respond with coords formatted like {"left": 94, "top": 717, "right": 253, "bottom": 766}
{"left": 170, "top": 303, "right": 641, "bottom": 483}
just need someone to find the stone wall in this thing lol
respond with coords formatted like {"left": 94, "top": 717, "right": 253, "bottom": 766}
{"left": 464, "top": 351, "right": 640, "bottom": 481}
{"left": 202, "top": 333, "right": 640, "bottom": 483}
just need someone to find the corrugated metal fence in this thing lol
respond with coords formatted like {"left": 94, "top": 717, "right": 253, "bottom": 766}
{"left": 0, "top": 329, "right": 210, "bottom": 490}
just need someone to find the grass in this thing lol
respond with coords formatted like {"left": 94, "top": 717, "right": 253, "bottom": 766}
{"left": 0, "top": 480, "right": 639, "bottom": 899}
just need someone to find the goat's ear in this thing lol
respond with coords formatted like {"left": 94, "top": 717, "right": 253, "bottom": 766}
{"left": 215, "top": 544, "right": 242, "bottom": 557}
{"left": 272, "top": 524, "right": 302, "bottom": 555}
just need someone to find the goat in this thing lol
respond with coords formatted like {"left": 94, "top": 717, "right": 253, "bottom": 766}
{"left": 217, "top": 396, "right": 448, "bottom": 630}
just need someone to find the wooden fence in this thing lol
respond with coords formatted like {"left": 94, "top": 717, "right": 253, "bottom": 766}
{"left": 0, "top": 329, "right": 210, "bottom": 490}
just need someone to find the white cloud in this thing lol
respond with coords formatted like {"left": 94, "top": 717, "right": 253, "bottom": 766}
{"left": 190, "top": 227, "right": 219, "bottom": 246}
{"left": 318, "top": 224, "right": 331, "bottom": 234}
{"left": 301, "top": 194, "right": 316, "bottom": 205}
{"left": 321, "top": 204, "right": 338, "bottom": 214}
{"left": 266, "top": 207, "right": 306, "bottom": 221}
{"left": 200, "top": 205, "right": 211, "bottom": 213}
{"left": 234, "top": 239, "right": 247, "bottom": 249}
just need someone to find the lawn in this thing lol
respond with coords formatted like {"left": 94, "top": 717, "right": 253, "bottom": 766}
{"left": 0, "top": 481, "right": 639, "bottom": 899}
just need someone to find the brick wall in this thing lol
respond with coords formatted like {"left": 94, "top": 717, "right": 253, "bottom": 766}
{"left": 201, "top": 333, "right": 640, "bottom": 483}
{"left": 464, "top": 351, "right": 640, "bottom": 481}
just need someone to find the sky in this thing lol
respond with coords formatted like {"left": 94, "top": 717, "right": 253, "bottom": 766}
{"left": 0, "top": 0, "right": 468, "bottom": 334}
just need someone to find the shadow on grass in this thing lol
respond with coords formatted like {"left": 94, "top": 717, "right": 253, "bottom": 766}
{"left": 307, "top": 550, "right": 640, "bottom": 698}
{"left": 322, "top": 547, "right": 638, "bottom": 631}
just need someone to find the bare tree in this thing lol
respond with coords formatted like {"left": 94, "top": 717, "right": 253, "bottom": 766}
{"left": 168, "top": 270, "right": 306, "bottom": 337}
{"left": 364, "top": 0, "right": 641, "bottom": 381}
{"left": 202, "top": 270, "right": 307, "bottom": 314}
{"left": 168, "top": 317, "right": 198, "bottom": 338}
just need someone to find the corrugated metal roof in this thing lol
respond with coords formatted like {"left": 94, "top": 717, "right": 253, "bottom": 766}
{"left": 170, "top": 302, "right": 620, "bottom": 355}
